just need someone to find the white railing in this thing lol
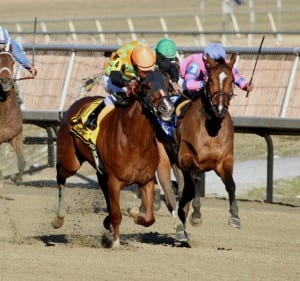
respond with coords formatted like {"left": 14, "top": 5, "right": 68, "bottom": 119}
{"left": 2, "top": 7, "right": 300, "bottom": 47}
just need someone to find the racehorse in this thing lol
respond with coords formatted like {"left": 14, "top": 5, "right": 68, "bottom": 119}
{"left": 0, "top": 49, "right": 25, "bottom": 184}
{"left": 52, "top": 71, "right": 175, "bottom": 248}
{"left": 163, "top": 54, "right": 240, "bottom": 241}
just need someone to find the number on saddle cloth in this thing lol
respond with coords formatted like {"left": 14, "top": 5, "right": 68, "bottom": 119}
{"left": 70, "top": 98, "right": 112, "bottom": 145}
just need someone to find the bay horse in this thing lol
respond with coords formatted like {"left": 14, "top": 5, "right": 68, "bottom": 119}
{"left": 0, "top": 49, "right": 25, "bottom": 184}
{"left": 161, "top": 54, "right": 240, "bottom": 241}
{"left": 52, "top": 71, "right": 175, "bottom": 248}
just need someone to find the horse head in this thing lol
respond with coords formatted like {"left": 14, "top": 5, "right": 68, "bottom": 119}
{"left": 136, "top": 71, "right": 175, "bottom": 121}
{"left": 204, "top": 54, "right": 236, "bottom": 118}
{"left": 0, "top": 51, "right": 15, "bottom": 100}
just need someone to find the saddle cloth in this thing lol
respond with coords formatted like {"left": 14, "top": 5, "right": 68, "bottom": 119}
{"left": 71, "top": 98, "right": 114, "bottom": 145}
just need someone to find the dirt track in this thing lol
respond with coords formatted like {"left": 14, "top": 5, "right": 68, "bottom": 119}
{"left": 0, "top": 168, "right": 299, "bottom": 281}
{"left": 1, "top": 1, "right": 300, "bottom": 280}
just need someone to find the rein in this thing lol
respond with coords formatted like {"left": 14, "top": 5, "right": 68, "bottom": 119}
{"left": 14, "top": 76, "right": 35, "bottom": 81}
{"left": 138, "top": 72, "right": 174, "bottom": 121}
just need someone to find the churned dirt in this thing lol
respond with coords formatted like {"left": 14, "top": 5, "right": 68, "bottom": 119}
{"left": 1, "top": 1, "right": 299, "bottom": 281}
{"left": 0, "top": 166, "right": 299, "bottom": 281}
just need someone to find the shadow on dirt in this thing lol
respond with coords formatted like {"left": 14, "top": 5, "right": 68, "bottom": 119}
{"left": 31, "top": 231, "right": 191, "bottom": 248}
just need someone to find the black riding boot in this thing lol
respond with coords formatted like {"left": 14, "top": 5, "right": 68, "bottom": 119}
{"left": 84, "top": 102, "right": 106, "bottom": 130}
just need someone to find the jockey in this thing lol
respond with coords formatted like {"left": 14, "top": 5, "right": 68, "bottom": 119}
{"left": 0, "top": 26, "right": 37, "bottom": 77}
{"left": 180, "top": 42, "right": 253, "bottom": 96}
{"left": 154, "top": 38, "right": 186, "bottom": 138}
{"left": 155, "top": 38, "right": 182, "bottom": 94}
{"left": 0, "top": 26, "right": 37, "bottom": 103}
{"left": 84, "top": 41, "right": 156, "bottom": 130}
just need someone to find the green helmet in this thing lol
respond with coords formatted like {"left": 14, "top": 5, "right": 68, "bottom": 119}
{"left": 156, "top": 38, "right": 177, "bottom": 59}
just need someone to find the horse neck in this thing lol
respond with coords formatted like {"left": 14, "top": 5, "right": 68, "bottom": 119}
{"left": 0, "top": 89, "right": 20, "bottom": 122}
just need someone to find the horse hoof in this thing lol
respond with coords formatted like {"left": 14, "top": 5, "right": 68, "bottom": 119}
{"left": 229, "top": 217, "right": 241, "bottom": 228}
{"left": 52, "top": 216, "right": 64, "bottom": 229}
{"left": 10, "top": 174, "right": 22, "bottom": 185}
{"left": 174, "top": 224, "right": 188, "bottom": 242}
{"left": 127, "top": 206, "right": 139, "bottom": 217}
{"left": 101, "top": 231, "right": 113, "bottom": 248}
{"left": 189, "top": 212, "right": 203, "bottom": 227}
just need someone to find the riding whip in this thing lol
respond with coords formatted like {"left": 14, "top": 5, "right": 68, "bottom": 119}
{"left": 246, "top": 35, "right": 265, "bottom": 98}
{"left": 32, "top": 16, "right": 37, "bottom": 67}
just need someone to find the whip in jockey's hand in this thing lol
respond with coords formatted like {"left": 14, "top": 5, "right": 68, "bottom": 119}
{"left": 29, "top": 64, "right": 37, "bottom": 77}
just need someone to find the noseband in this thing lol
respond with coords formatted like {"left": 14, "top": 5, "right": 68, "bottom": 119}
{"left": 207, "top": 90, "right": 234, "bottom": 118}
{"left": 203, "top": 65, "right": 234, "bottom": 119}
{"left": 140, "top": 72, "right": 174, "bottom": 121}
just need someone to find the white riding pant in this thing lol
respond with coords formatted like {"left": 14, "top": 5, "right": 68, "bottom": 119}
{"left": 102, "top": 74, "right": 127, "bottom": 106}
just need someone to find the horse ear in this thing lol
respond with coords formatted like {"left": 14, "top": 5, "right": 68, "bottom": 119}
{"left": 228, "top": 54, "right": 236, "bottom": 68}
{"left": 205, "top": 55, "right": 218, "bottom": 69}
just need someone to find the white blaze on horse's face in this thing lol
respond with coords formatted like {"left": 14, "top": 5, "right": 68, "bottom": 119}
{"left": 218, "top": 71, "right": 228, "bottom": 113}
{"left": 157, "top": 89, "right": 174, "bottom": 121}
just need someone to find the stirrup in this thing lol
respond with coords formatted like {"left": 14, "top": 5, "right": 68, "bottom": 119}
{"left": 84, "top": 118, "right": 97, "bottom": 130}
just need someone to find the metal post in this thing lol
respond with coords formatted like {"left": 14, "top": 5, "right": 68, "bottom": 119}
{"left": 264, "top": 134, "right": 274, "bottom": 203}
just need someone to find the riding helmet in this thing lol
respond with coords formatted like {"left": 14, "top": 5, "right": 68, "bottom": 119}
{"left": 203, "top": 43, "right": 226, "bottom": 61}
{"left": 131, "top": 45, "right": 156, "bottom": 71}
{"left": 0, "top": 27, "right": 9, "bottom": 44}
{"left": 156, "top": 38, "right": 177, "bottom": 59}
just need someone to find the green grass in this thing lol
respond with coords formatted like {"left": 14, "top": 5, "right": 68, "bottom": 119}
{"left": 246, "top": 176, "right": 300, "bottom": 206}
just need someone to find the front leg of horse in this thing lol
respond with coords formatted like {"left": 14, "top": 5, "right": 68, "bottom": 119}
{"left": 155, "top": 140, "right": 177, "bottom": 213}
{"left": 10, "top": 135, "right": 26, "bottom": 184}
{"left": 189, "top": 170, "right": 203, "bottom": 227}
{"left": 176, "top": 172, "right": 196, "bottom": 241}
{"left": 224, "top": 175, "right": 240, "bottom": 228}
{"left": 129, "top": 181, "right": 155, "bottom": 227}
{"left": 52, "top": 184, "right": 66, "bottom": 229}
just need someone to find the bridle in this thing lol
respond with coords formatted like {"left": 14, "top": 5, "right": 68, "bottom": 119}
{"left": 205, "top": 86, "right": 234, "bottom": 118}
{"left": 0, "top": 51, "right": 15, "bottom": 101}
{"left": 139, "top": 71, "right": 175, "bottom": 121}
{"left": 203, "top": 66, "right": 234, "bottom": 119}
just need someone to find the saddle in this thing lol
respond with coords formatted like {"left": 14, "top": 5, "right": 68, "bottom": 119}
{"left": 71, "top": 98, "right": 114, "bottom": 145}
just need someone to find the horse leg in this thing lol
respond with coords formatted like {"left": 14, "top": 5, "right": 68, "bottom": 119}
{"left": 10, "top": 134, "right": 26, "bottom": 184}
{"left": 176, "top": 171, "right": 194, "bottom": 241}
{"left": 96, "top": 171, "right": 111, "bottom": 231}
{"left": 52, "top": 158, "right": 81, "bottom": 229}
{"left": 129, "top": 180, "right": 155, "bottom": 228}
{"left": 156, "top": 141, "right": 177, "bottom": 214}
{"left": 189, "top": 169, "right": 203, "bottom": 227}
{"left": 172, "top": 163, "right": 184, "bottom": 197}
{"left": 219, "top": 158, "right": 240, "bottom": 228}
{"left": 52, "top": 163, "right": 68, "bottom": 229}
{"left": 105, "top": 178, "right": 124, "bottom": 248}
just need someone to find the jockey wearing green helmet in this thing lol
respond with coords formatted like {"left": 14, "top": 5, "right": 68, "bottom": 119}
{"left": 155, "top": 38, "right": 182, "bottom": 94}
{"left": 156, "top": 38, "right": 177, "bottom": 59}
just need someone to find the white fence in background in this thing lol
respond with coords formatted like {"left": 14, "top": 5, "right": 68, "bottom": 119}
{"left": 1, "top": 3, "right": 300, "bottom": 47}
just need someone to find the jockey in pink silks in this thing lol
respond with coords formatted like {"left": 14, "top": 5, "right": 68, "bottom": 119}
{"left": 180, "top": 42, "right": 253, "bottom": 96}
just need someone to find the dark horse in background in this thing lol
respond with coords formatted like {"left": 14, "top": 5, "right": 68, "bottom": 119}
{"left": 161, "top": 54, "right": 240, "bottom": 241}
{"left": 52, "top": 71, "right": 175, "bottom": 248}
{"left": 0, "top": 49, "right": 25, "bottom": 184}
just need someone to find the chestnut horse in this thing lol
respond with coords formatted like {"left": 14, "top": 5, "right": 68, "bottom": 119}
{"left": 0, "top": 50, "right": 25, "bottom": 184}
{"left": 161, "top": 54, "right": 240, "bottom": 241}
{"left": 52, "top": 71, "right": 174, "bottom": 248}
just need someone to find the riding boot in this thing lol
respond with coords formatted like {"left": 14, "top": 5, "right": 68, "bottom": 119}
{"left": 84, "top": 102, "right": 106, "bottom": 130}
